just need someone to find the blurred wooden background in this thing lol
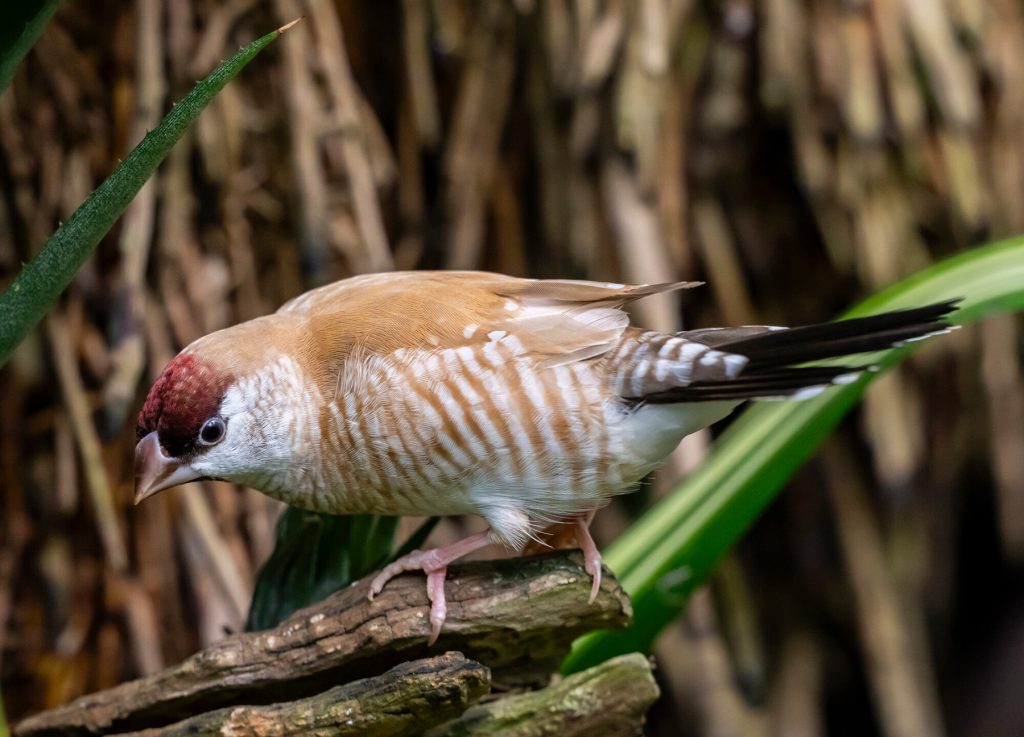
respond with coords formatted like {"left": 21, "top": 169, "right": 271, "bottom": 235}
{"left": 1, "top": 1, "right": 1023, "bottom": 735}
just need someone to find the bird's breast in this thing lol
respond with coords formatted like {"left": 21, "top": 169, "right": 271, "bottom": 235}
{"left": 308, "top": 337, "right": 645, "bottom": 518}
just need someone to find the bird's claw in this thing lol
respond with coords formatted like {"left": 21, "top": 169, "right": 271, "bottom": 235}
{"left": 573, "top": 515, "right": 603, "bottom": 604}
{"left": 425, "top": 568, "right": 447, "bottom": 645}
{"left": 366, "top": 548, "right": 450, "bottom": 644}
{"left": 583, "top": 549, "right": 602, "bottom": 604}
{"left": 368, "top": 549, "right": 425, "bottom": 599}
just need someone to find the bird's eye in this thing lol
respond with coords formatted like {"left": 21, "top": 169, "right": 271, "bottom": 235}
{"left": 198, "top": 417, "right": 226, "bottom": 446}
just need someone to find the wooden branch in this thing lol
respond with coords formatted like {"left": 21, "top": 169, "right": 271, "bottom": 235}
{"left": 433, "top": 653, "right": 659, "bottom": 737}
{"left": 118, "top": 653, "right": 489, "bottom": 737}
{"left": 16, "top": 552, "right": 630, "bottom": 737}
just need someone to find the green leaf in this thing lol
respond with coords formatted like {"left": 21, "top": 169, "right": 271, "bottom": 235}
{"left": 0, "top": 20, "right": 297, "bottom": 367}
{"left": 0, "top": 685, "right": 7, "bottom": 737}
{"left": 245, "top": 509, "right": 438, "bottom": 631}
{"left": 0, "top": 0, "right": 62, "bottom": 95}
{"left": 563, "top": 236, "right": 1024, "bottom": 673}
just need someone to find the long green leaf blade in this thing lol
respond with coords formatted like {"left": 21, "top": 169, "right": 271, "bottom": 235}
{"left": 564, "top": 237, "right": 1024, "bottom": 672}
{"left": 0, "top": 0, "right": 62, "bottom": 94}
{"left": 0, "top": 21, "right": 297, "bottom": 366}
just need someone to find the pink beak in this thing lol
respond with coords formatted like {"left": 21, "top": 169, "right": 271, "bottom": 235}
{"left": 134, "top": 432, "right": 201, "bottom": 504}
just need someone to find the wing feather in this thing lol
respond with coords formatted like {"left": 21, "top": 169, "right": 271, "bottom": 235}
{"left": 281, "top": 271, "right": 700, "bottom": 383}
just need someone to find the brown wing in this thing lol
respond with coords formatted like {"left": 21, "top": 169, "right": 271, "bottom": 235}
{"left": 279, "top": 270, "right": 701, "bottom": 393}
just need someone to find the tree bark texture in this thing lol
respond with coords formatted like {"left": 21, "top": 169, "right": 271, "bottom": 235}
{"left": 434, "top": 653, "right": 660, "bottom": 737}
{"left": 16, "top": 552, "right": 631, "bottom": 737}
{"left": 117, "top": 653, "right": 489, "bottom": 737}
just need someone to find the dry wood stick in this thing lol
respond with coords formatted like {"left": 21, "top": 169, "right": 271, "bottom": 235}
{"left": 46, "top": 313, "right": 129, "bottom": 573}
{"left": 179, "top": 488, "right": 252, "bottom": 627}
{"left": 273, "top": 0, "right": 330, "bottom": 273}
{"left": 445, "top": 3, "right": 515, "bottom": 270}
{"left": 106, "top": 0, "right": 165, "bottom": 436}
{"left": 402, "top": 0, "right": 441, "bottom": 148}
{"left": 980, "top": 316, "right": 1024, "bottom": 558}
{"left": 769, "top": 634, "right": 825, "bottom": 737}
{"left": 824, "top": 442, "right": 946, "bottom": 737}
{"left": 310, "top": 0, "right": 394, "bottom": 273}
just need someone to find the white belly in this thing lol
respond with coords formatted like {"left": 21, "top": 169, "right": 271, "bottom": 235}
{"left": 607, "top": 400, "right": 740, "bottom": 476}
{"left": 273, "top": 345, "right": 738, "bottom": 548}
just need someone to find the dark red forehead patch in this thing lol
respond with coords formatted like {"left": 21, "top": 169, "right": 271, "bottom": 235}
{"left": 137, "top": 354, "right": 232, "bottom": 457}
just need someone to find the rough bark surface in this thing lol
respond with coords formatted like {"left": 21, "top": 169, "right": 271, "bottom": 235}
{"left": 434, "top": 653, "right": 659, "bottom": 737}
{"left": 16, "top": 552, "right": 630, "bottom": 737}
{"left": 117, "top": 653, "right": 489, "bottom": 737}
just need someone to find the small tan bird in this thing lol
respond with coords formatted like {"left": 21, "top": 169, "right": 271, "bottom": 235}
{"left": 135, "top": 271, "right": 956, "bottom": 642}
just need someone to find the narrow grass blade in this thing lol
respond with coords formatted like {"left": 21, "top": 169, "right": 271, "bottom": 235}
{"left": 564, "top": 237, "right": 1024, "bottom": 672}
{"left": 0, "top": 21, "right": 298, "bottom": 366}
{"left": 0, "top": 0, "right": 62, "bottom": 94}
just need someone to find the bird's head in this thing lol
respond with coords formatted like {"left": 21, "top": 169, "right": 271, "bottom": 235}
{"left": 133, "top": 350, "right": 243, "bottom": 503}
{"left": 134, "top": 316, "right": 314, "bottom": 503}
{"left": 134, "top": 313, "right": 333, "bottom": 505}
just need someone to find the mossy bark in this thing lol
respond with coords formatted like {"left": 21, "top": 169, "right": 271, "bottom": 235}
{"left": 434, "top": 653, "right": 659, "bottom": 737}
{"left": 16, "top": 552, "right": 631, "bottom": 737}
{"left": 118, "top": 653, "right": 489, "bottom": 737}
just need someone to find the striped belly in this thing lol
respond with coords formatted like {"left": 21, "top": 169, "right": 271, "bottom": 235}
{"left": 315, "top": 339, "right": 638, "bottom": 527}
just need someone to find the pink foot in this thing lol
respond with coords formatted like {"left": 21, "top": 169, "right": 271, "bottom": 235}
{"left": 368, "top": 529, "right": 493, "bottom": 645}
{"left": 573, "top": 514, "right": 603, "bottom": 604}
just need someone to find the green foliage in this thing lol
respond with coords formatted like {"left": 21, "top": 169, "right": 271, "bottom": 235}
{"left": 246, "top": 509, "right": 438, "bottom": 631}
{"left": 0, "top": 686, "right": 7, "bottom": 737}
{"left": 0, "top": 0, "right": 61, "bottom": 95}
{"left": 563, "top": 237, "right": 1024, "bottom": 673}
{"left": 0, "top": 23, "right": 290, "bottom": 367}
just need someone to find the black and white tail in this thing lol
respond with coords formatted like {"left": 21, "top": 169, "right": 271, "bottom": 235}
{"left": 614, "top": 300, "right": 959, "bottom": 404}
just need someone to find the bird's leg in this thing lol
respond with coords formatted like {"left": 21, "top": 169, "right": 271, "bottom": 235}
{"left": 367, "top": 529, "right": 494, "bottom": 645}
{"left": 573, "top": 511, "right": 602, "bottom": 603}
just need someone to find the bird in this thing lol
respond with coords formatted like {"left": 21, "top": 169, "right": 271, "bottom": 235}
{"left": 134, "top": 271, "right": 957, "bottom": 643}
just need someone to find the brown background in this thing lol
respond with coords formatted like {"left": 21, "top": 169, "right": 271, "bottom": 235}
{"left": 1, "top": 1, "right": 1023, "bottom": 735}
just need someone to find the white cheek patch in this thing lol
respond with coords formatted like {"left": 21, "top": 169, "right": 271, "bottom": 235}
{"left": 219, "top": 385, "right": 248, "bottom": 416}
{"left": 208, "top": 354, "right": 321, "bottom": 484}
